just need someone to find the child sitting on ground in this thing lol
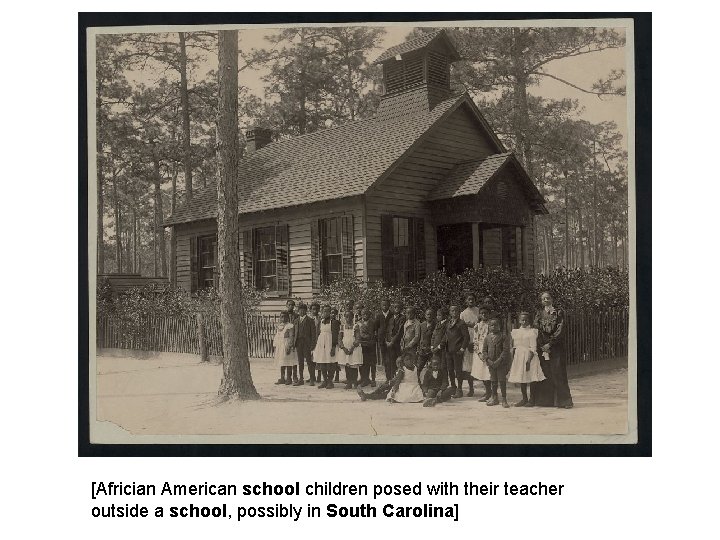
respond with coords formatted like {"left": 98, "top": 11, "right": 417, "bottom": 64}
{"left": 483, "top": 317, "right": 510, "bottom": 407}
{"left": 357, "top": 352, "right": 424, "bottom": 403}
{"left": 421, "top": 354, "right": 454, "bottom": 407}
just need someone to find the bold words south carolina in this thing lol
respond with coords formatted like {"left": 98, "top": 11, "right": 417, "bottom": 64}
{"left": 326, "top": 503, "right": 459, "bottom": 521}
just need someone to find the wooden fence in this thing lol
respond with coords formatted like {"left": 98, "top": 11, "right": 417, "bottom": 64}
{"left": 96, "top": 313, "right": 280, "bottom": 358}
{"left": 562, "top": 308, "right": 629, "bottom": 365}
{"left": 97, "top": 308, "right": 628, "bottom": 365}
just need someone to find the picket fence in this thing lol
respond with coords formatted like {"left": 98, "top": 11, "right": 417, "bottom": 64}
{"left": 96, "top": 313, "right": 280, "bottom": 358}
{"left": 96, "top": 308, "right": 629, "bottom": 365}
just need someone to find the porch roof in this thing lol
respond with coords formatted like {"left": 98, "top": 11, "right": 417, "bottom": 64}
{"left": 427, "top": 152, "right": 548, "bottom": 214}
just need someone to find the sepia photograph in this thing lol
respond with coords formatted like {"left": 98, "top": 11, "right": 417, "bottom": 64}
{"left": 86, "top": 17, "right": 638, "bottom": 445}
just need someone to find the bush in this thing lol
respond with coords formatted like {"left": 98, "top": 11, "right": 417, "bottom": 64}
{"left": 316, "top": 266, "right": 628, "bottom": 316}
{"left": 96, "top": 280, "right": 264, "bottom": 323}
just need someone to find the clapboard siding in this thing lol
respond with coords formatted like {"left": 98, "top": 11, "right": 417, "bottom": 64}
{"left": 173, "top": 199, "right": 364, "bottom": 314}
{"left": 482, "top": 227, "right": 502, "bottom": 267}
{"left": 365, "top": 104, "right": 497, "bottom": 281}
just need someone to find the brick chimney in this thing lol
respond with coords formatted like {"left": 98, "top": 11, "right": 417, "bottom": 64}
{"left": 245, "top": 127, "right": 273, "bottom": 153}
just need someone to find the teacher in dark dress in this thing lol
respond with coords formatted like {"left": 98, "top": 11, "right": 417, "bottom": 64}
{"left": 532, "top": 291, "right": 574, "bottom": 408}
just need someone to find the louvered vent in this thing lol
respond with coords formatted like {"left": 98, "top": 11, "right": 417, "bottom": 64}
{"left": 427, "top": 51, "right": 449, "bottom": 87}
{"left": 383, "top": 54, "right": 426, "bottom": 94}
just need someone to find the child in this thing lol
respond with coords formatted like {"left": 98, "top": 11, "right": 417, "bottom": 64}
{"left": 460, "top": 293, "right": 479, "bottom": 397}
{"left": 384, "top": 300, "right": 406, "bottom": 382}
{"left": 338, "top": 311, "right": 363, "bottom": 389}
{"left": 331, "top": 307, "right": 342, "bottom": 383}
{"left": 400, "top": 306, "right": 421, "bottom": 369}
{"left": 507, "top": 311, "right": 545, "bottom": 407}
{"left": 417, "top": 307, "right": 437, "bottom": 374}
{"left": 293, "top": 303, "right": 316, "bottom": 386}
{"left": 385, "top": 351, "right": 425, "bottom": 403}
{"left": 273, "top": 310, "right": 297, "bottom": 385}
{"left": 471, "top": 306, "right": 493, "bottom": 402}
{"left": 445, "top": 305, "right": 470, "bottom": 398}
{"left": 313, "top": 305, "right": 339, "bottom": 389}
{"left": 357, "top": 308, "right": 377, "bottom": 387}
{"left": 308, "top": 301, "right": 321, "bottom": 384}
{"left": 483, "top": 317, "right": 510, "bottom": 407}
{"left": 421, "top": 354, "right": 454, "bottom": 407}
{"left": 430, "top": 307, "right": 449, "bottom": 371}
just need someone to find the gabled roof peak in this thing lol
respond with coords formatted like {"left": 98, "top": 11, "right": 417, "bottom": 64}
{"left": 374, "top": 29, "right": 460, "bottom": 64}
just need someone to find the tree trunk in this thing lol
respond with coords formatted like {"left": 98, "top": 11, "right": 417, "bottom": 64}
{"left": 178, "top": 32, "right": 193, "bottom": 201}
{"left": 216, "top": 29, "right": 259, "bottom": 400}
{"left": 152, "top": 149, "right": 168, "bottom": 278}
{"left": 592, "top": 140, "right": 599, "bottom": 267}
{"left": 97, "top": 111, "right": 105, "bottom": 274}
{"left": 133, "top": 208, "right": 138, "bottom": 273}
{"left": 563, "top": 171, "right": 569, "bottom": 267}
{"left": 577, "top": 207, "right": 584, "bottom": 268}
{"left": 510, "top": 29, "right": 534, "bottom": 179}
{"left": 170, "top": 164, "right": 177, "bottom": 286}
{"left": 111, "top": 166, "right": 122, "bottom": 273}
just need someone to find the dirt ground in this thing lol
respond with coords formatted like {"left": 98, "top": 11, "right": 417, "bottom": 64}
{"left": 95, "top": 352, "right": 628, "bottom": 439}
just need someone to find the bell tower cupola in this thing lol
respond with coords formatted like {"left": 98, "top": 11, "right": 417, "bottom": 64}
{"left": 373, "top": 30, "right": 461, "bottom": 120}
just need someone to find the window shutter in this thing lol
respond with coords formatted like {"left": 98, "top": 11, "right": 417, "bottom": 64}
{"left": 414, "top": 218, "right": 426, "bottom": 280}
{"left": 310, "top": 219, "right": 321, "bottom": 290}
{"left": 276, "top": 224, "right": 290, "bottom": 295}
{"left": 242, "top": 229, "right": 254, "bottom": 288}
{"left": 381, "top": 214, "right": 395, "bottom": 284}
{"left": 341, "top": 215, "right": 354, "bottom": 279}
{"left": 213, "top": 238, "right": 219, "bottom": 289}
{"left": 190, "top": 236, "right": 199, "bottom": 293}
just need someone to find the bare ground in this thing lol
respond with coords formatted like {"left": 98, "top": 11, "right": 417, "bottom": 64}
{"left": 95, "top": 353, "right": 628, "bottom": 439}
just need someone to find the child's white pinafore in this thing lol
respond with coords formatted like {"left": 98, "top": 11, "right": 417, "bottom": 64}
{"left": 470, "top": 320, "right": 491, "bottom": 381}
{"left": 313, "top": 320, "right": 335, "bottom": 364}
{"left": 387, "top": 366, "right": 425, "bottom": 403}
{"left": 273, "top": 323, "right": 297, "bottom": 367}
{"left": 338, "top": 323, "right": 363, "bottom": 367}
{"left": 507, "top": 327, "right": 545, "bottom": 384}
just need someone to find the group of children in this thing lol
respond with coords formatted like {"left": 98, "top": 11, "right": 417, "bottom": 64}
{"left": 272, "top": 293, "right": 548, "bottom": 408}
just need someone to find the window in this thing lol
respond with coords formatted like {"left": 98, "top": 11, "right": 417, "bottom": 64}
{"left": 381, "top": 215, "right": 425, "bottom": 286}
{"left": 241, "top": 225, "right": 290, "bottom": 295}
{"left": 310, "top": 216, "right": 355, "bottom": 289}
{"left": 190, "top": 235, "right": 218, "bottom": 293}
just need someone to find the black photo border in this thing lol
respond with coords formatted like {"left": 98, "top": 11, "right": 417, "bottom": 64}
{"left": 79, "top": 12, "right": 651, "bottom": 457}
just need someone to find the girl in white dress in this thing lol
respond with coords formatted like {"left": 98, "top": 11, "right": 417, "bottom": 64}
{"left": 338, "top": 311, "right": 363, "bottom": 389}
{"left": 471, "top": 307, "right": 493, "bottom": 402}
{"left": 273, "top": 311, "right": 297, "bottom": 385}
{"left": 313, "top": 305, "right": 338, "bottom": 389}
{"left": 386, "top": 353, "right": 425, "bottom": 403}
{"left": 460, "top": 293, "right": 480, "bottom": 396}
{"left": 507, "top": 311, "right": 545, "bottom": 407}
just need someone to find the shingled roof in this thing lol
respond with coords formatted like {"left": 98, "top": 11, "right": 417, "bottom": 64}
{"left": 165, "top": 91, "right": 470, "bottom": 226}
{"left": 373, "top": 29, "right": 460, "bottom": 64}
{"left": 428, "top": 152, "right": 547, "bottom": 212}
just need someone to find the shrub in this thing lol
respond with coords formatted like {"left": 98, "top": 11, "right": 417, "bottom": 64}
{"left": 96, "top": 280, "right": 264, "bottom": 322}
{"left": 316, "top": 266, "right": 628, "bottom": 316}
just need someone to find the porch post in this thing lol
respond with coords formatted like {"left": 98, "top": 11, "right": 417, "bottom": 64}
{"left": 472, "top": 223, "right": 481, "bottom": 268}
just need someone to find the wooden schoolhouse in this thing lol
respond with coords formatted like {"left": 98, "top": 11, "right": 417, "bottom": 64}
{"left": 164, "top": 30, "right": 547, "bottom": 313}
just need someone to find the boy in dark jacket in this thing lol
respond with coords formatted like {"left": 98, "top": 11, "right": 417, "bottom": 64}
{"left": 421, "top": 355, "right": 454, "bottom": 407}
{"left": 445, "top": 305, "right": 470, "bottom": 398}
{"left": 483, "top": 317, "right": 510, "bottom": 408}
{"left": 293, "top": 303, "right": 316, "bottom": 386}
{"left": 384, "top": 300, "right": 406, "bottom": 381}
{"left": 417, "top": 307, "right": 436, "bottom": 373}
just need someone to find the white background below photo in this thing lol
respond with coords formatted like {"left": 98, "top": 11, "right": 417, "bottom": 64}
{"left": 0, "top": 1, "right": 714, "bottom": 539}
